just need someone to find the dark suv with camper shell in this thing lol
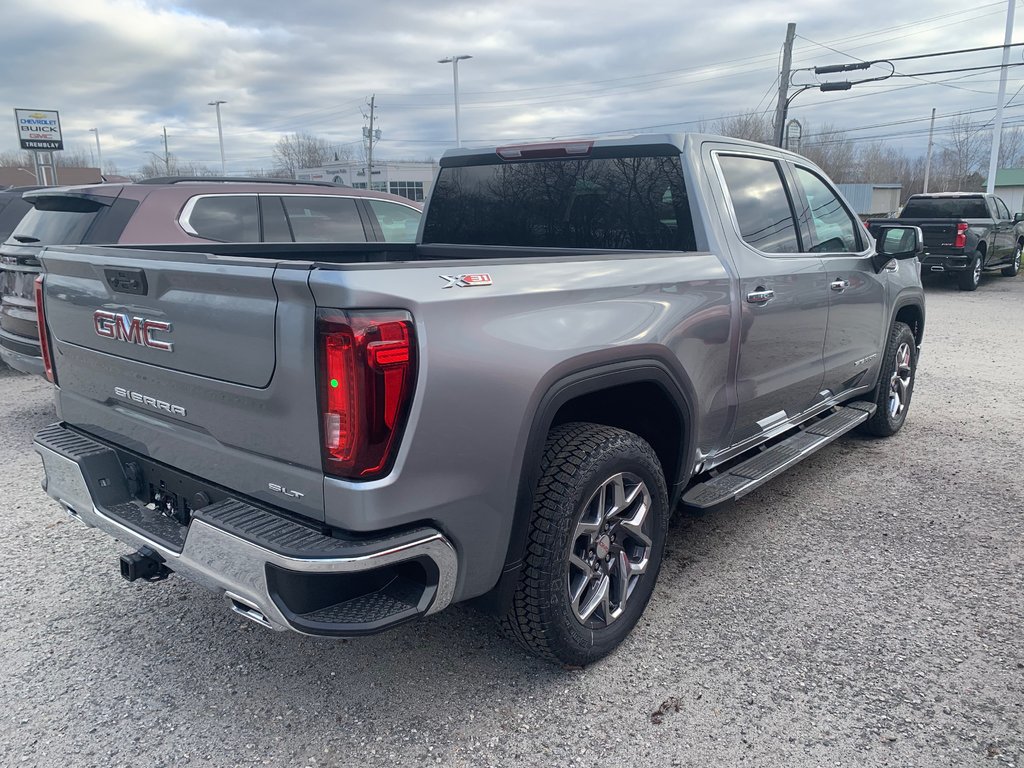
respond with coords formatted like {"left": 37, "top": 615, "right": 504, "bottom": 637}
{"left": 0, "top": 177, "right": 422, "bottom": 375}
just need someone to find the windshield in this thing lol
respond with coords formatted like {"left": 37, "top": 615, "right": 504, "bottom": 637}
{"left": 900, "top": 197, "right": 990, "bottom": 219}
{"left": 422, "top": 154, "right": 698, "bottom": 251}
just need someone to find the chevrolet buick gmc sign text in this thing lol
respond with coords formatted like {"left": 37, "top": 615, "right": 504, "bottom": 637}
{"left": 14, "top": 108, "right": 63, "bottom": 151}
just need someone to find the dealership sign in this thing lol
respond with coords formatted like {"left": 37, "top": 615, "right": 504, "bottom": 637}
{"left": 14, "top": 108, "right": 63, "bottom": 151}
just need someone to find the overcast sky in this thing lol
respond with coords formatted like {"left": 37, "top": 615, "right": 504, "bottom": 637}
{"left": 1, "top": 0, "right": 1021, "bottom": 174}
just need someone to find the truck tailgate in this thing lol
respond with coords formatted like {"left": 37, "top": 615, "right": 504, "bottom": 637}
{"left": 39, "top": 245, "right": 326, "bottom": 522}
{"left": 900, "top": 219, "right": 960, "bottom": 250}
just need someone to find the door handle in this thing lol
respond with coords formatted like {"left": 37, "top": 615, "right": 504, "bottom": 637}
{"left": 746, "top": 288, "right": 775, "bottom": 304}
{"left": 830, "top": 278, "right": 850, "bottom": 292}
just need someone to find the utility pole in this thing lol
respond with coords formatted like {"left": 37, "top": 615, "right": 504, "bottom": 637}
{"left": 986, "top": 0, "right": 1016, "bottom": 194}
{"left": 773, "top": 23, "right": 797, "bottom": 148}
{"left": 923, "top": 108, "right": 936, "bottom": 193}
{"left": 89, "top": 127, "right": 103, "bottom": 174}
{"left": 363, "top": 94, "right": 379, "bottom": 191}
{"left": 163, "top": 126, "right": 171, "bottom": 174}
{"left": 208, "top": 100, "right": 227, "bottom": 174}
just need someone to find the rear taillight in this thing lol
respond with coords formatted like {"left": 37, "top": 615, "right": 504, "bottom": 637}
{"left": 33, "top": 275, "right": 56, "bottom": 384}
{"left": 954, "top": 221, "right": 969, "bottom": 249}
{"left": 317, "top": 310, "right": 416, "bottom": 479}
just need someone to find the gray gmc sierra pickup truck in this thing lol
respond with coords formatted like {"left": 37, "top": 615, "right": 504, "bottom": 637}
{"left": 32, "top": 134, "right": 926, "bottom": 665}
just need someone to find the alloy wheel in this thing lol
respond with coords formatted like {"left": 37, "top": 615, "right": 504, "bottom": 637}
{"left": 888, "top": 341, "right": 913, "bottom": 418}
{"left": 567, "top": 472, "right": 653, "bottom": 628}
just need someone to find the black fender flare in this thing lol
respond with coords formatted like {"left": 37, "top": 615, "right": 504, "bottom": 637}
{"left": 889, "top": 291, "right": 926, "bottom": 345}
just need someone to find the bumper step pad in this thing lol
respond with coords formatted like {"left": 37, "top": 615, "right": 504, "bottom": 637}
{"left": 682, "top": 402, "right": 875, "bottom": 509}
{"left": 194, "top": 498, "right": 431, "bottom": 559}
{"left": 298, "top": 576, "right": 424, "bottom": 633}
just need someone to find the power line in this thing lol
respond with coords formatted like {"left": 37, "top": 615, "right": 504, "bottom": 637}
{"left": 793, "top": 2, "right": 1006, "bottom": 49}
{"left": 795, "top": 34, "right": 1006, "bottom": 96}
{"left": 791, "top": 6, "right": 1010, "bottom": 61}
{"left": 890, "top": 63, "right": 1024, "bottom": 78}
{"left": 876, "top": 41, "right": 1024, "bottom": 65}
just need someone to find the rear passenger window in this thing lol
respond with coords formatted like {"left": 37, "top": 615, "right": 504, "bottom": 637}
{"left": 185, "top": 196, "right": 258, "bottom": 242}
{"left": 995, "top": 197, "right": 1011, "bottom": 220}
{"left": 281, "top": 197, "right": 366, "bottom": 242}
{"left": 792, "top": 166, "right": 862, "bottom": 253}
{"left": 367, "top": 200, "right": 421, "bottom": 243}
{"left": 717, "top": 155, "right": 800, "bottom": 254}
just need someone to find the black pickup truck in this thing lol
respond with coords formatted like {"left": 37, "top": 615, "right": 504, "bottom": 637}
{"left": 867, "top": 192, "right": 1021, "bottom": 291}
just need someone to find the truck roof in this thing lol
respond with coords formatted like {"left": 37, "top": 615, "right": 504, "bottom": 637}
{"left": 909, "top": 192, "right": 987, "bottom": 199}
{"left": 438, "top": 132, "right": 806, "bottom": 166}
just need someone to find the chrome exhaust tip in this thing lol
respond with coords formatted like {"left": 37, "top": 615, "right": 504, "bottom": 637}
{"left": 226, "top": 593, "right": 275, "bottom": 630}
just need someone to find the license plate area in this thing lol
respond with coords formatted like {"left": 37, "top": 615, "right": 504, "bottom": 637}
{"left": 74, "top": 431, "right": 234, "bottom": 553}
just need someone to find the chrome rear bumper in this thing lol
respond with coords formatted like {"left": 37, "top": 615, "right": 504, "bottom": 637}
{"left": 34, "top": 423, "right": 458, "bottom": 635}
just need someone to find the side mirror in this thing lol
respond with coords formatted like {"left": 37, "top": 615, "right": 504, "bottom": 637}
{"left": 872, "top": 225, "right": 924, "bottom": 272}
{"left": 1014, "top": 212, "right": 1024, "bottom": 224}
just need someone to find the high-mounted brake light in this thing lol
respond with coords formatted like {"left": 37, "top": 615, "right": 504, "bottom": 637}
{"left": 496, "top": 140, "right": 594, "bottom": 160}
{"left": 954, "top": 221, "right": 969, "bottom": 249}
{"left": 34, "top": 275, "right": 56, "bottom": 384}
{"left": 317, "top": 310, "right": 416, "bottom": 479}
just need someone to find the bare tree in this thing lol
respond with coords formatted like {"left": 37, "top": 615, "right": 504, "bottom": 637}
{"left": 935, "top": 114, "right": 986, "bottom": 191}
{"left": 856, "top": 141, "right": 903, "bottom": 182}
{"left": 0, "top": 147, "right": 95, "bottom": 168}
{"left": 997, "top": 125, "right": 1024, "bottom": 169}
{"left": 714, "top": 113, "right": 772, "bottom": 143}
{"left": 0, "top": 150, "right": 28, "bottom": 167}
{"left": 272, "top": 133, "right": 350, "bottom": 177}
{"left": 133, "top": 154, "right": 218, "bottom": 180}
{"left": 55, "top": 148, "right": 94, "bottom": 167}
{"left": 800, "top": 122, "right": 857, "bottom": 182}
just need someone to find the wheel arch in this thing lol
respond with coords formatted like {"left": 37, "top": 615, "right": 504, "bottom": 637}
{"left": 891, "top": 294, "right": 925, "bottom": 346}
{"left": 475, "top": 359, "right": 697, "bottom": 614}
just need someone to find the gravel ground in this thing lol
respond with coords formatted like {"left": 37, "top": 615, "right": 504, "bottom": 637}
{"left": 1, "top": 272, "right": 1021, "bottom": 768}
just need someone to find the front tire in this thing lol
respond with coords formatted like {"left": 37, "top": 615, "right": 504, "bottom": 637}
{"left": 958, "top": 251, "right": 983, "bottom": 291}
{"left": 862, "top": 321, "right": 917, "bottom": 437}
{"left": 502, "top": 422, "right": 669, "bottom": 666}
{"left": 1002, "top": 242, "right": 1021, "bottom": 277}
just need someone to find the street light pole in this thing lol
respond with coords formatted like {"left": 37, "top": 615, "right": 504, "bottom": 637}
{"left": 986, "top": 0, "right": 1016, "bottom": 194}
{"left": 208, "top": 100, "right": 227, "bottom": 173}
{"left": 438, "top": 55, "right": 472, "bottom": 147}
{"left": 88, "top": 128, "right": 103, "bottom": 174}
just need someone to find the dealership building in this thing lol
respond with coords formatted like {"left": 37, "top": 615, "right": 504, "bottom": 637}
{"left": 296, "top": 160, "right": 438, "bottom": 202}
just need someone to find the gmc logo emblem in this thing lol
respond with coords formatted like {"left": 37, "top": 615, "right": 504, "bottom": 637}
{"left": 93, "top": 310, "right": 173, "bottom": 352}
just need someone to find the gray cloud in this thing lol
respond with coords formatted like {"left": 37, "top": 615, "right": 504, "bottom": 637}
{"left": 1, "top": 0, "right": 1020, "bottom": 174}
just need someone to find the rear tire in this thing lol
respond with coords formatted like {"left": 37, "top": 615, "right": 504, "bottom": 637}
{"left": 1002, "top": 242, "right": 1021, "bottom": 277}
{"left": 958, "top": 251, "right": 983, "bottom": 291}
{"left": 501, "top": 422, "right": 669, "bottom": 666}
{"left": 861, "top": 321, "right": 917, "bottom": 437}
